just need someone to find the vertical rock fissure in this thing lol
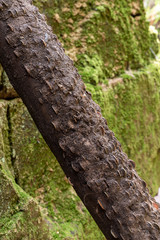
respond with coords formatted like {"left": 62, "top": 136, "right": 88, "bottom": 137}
{"left": 0, "top": 68, "right": 4, "bottom": 91}
{"left": 6, "top": 104, "right": 19, "bottom": 184}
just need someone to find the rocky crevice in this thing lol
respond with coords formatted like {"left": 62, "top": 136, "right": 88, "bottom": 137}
{"left": 0, "top": 64, "right": 20, "bottom": 184}
{"left": 6, "top": 104, "right": 19, "bottom": 184}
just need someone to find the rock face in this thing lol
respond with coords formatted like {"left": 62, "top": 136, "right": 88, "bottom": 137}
{"left": 0, "top": 0, "right": 160, "bottom": 239}
{"left": 0, "top": 102, "right": 52, "bottom": 240}
{"left": 33, "top": 0, "right": 156, "bottom": 78}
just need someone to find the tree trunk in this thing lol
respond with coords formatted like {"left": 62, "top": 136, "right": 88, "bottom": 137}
{"left": 0, "top": 1, "right": 160, "bottom": 239}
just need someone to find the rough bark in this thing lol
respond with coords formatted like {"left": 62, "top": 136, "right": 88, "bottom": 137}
{"left": 0, "top": 0, "right": 160, "bottom": 239}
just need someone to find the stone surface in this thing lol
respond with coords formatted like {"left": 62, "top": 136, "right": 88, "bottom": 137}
{"left": 0, "top": 102, "right": 53, "bottom": 240}
{"left": 0, "top": 162, "right": 53, "bottom": 240}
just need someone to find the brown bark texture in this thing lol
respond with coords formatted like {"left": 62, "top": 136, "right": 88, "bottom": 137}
{"left": 0, "top": 0, "right": 160, "bottom": 239}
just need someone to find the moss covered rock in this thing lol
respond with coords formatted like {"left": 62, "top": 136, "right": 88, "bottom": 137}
{"left": 33, "top": 0, "right": 158, "bottom": 79}
{"left": 0, "top": 159, "right": 53, "bottom": 240}
{"left": 0, "top": 102, "right": 54, "bottom": 240}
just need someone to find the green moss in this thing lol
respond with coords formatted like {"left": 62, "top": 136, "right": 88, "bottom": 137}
{"left": 0, "top": 200, "right": 52, "bottom": 240}
{"left": 33, "top": 0, "right": 158, "bottom": 77}
{"left": 0, "top": 162, "right": 52, "bottom": 240}
{"left": 77, "top": 54, "right": 107, "bottom": 85}
{"left": 150, "top": 32, "right": 159, "bottom": 59}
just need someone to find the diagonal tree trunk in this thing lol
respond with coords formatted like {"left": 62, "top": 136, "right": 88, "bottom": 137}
{"left": 0, "top": 0, "right": 160, "bottom": 239}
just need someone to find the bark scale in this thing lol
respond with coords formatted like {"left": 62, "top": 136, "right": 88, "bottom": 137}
{"left": 0, "top": 0, "right": 160, "bottom": 239}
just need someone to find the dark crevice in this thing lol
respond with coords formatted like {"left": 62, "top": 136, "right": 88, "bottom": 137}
{"left": 7, "top": 104, "right": 19, "bottom": 184}
{"left": 131, "top": 13, "right": 141, "bottom": 18}
{"left": 7, "top": 105, "right": 12, "bottom": 160}
{"left": 2, "top": 96, "right": 19, "bottom": 100}
{"left": 125, "top": 61, "right": 130, "bottom": 70}
{"left": 0, "top": 86, "right": 19, "bottom": 100}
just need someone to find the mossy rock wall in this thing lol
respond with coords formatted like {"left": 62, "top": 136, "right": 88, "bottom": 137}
{"left": 33, "top": 0, "right": 158, "bottom": 78}
{"left": 0, "top": 0, "right": 160, "bottom": 239}
{"left": 0, "top": 102, "right": 52, "bottom": 240}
